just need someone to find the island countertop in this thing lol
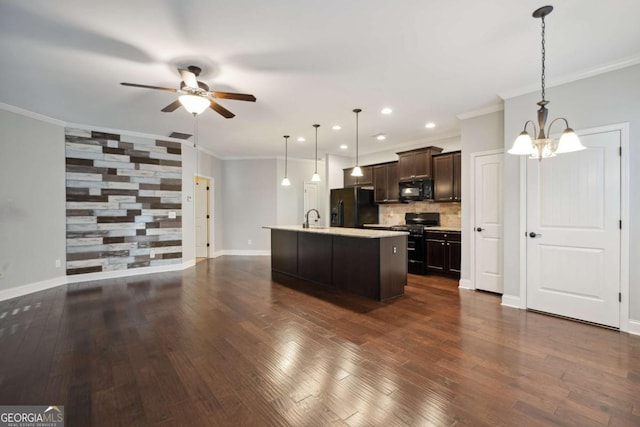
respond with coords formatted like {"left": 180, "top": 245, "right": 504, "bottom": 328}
{"left": 263, "top": 225, "right": 408, "bottom": 239}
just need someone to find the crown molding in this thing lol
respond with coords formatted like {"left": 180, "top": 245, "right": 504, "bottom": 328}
{"left": 357, "top": 130, "right": 461, "bottom": 157}
{"left": 498, "top": 54, "right": 640, "bottom": 100}
{"left": 457, "top": 104, "right": 504, "bottom": 121}
{"left": 0, "top": 102, "right": 66, "bottom": 127}
{"left": 0, "top": 101, "right": 191, "bottom": 144}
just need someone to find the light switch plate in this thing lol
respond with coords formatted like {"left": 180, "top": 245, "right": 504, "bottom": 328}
{"left": 168, "top": 211, "right": 176, "bottom": 219}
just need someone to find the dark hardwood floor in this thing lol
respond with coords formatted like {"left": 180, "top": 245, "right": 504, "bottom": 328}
{"left": 0, "top": 256, "right": 638, "bottom": 426}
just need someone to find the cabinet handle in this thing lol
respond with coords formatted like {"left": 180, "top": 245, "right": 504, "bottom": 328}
{"left": 450, "top": 197, "right": 453, "bottom": 199}
{"left": 441, "top": 242, "right": 444, "bottom": 246}
{"left": 444, "top": 234, "right": 447, "bottom": 237}
{"left": 447, "top": 243, "right": 450, "bottom": 246}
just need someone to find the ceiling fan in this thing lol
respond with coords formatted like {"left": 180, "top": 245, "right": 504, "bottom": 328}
{"left": 120, "top": 65, "right": 256, "bottom": 118}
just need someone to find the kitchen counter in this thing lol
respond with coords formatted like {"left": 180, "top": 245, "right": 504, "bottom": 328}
{"left": 363, "top": 224, "right": 461, "bottom": 232}
{"left": 264, "top": 225, "right": 407, "bottom": 238}
{"left": 424, "top": 226, "right": 461, "bottom": 232}
{"left": 265, "top": 225, "right": 407, "bottom": 301}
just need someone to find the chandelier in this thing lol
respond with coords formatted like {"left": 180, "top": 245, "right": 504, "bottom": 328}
{"left": 508, "top": 5, "right": 585, "bottom": 160}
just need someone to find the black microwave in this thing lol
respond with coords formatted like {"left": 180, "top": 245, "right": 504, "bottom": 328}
{"left": 399, "top": 179, "right": 433, "bottom": 202}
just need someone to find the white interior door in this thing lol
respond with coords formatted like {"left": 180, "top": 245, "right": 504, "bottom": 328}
{"left": 474, "top": 152, "right": 504, "bottom": 293}
{"left": 303, "top": 182, "right": 319, "bottom": 223}
{"left": 195, "top": 177, "right": 209, "bottom": 258}
{"left": 526, "top": 130, "right": 620, "bottom": 327}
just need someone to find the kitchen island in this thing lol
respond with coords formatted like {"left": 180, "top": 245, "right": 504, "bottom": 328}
{"left": 263, "top": 225, "right": 408, "bottom": 301}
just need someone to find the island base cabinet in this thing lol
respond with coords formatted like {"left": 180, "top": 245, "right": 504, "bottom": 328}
{"left": 298, "top": 232, "right": 332, "bottom": 285}
{"left": 269, "top": 229, "right": 407, "bottom": 301}
{"left": 271, "top": 229, "right": 298, "bottom": 276}
{"left": 333, "top": 235, "right": 407, "bottom": 301}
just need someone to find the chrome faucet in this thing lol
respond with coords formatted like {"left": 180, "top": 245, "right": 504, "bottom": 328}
{"left": 303, "top": 209, "right": 321, "bottom": 228}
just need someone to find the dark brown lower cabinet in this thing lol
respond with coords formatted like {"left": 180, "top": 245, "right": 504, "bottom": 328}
{"left": 424, "top": 231, "right": 460, "bottom": 278}
{"left": 269, "top": 229, "right": 407, "bottom": 301}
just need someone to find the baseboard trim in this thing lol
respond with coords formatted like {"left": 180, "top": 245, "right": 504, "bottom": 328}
{"left": 628, "top": 320, "right": 640, "bottom": 336}
{"left": 458, "top": 279, "right": 474, "bottom": 290}
{"left": 215, "top": 250, "right": 271, "bottom": 256}
{"left": 0, "top": 276, "right": 67, "bottom": 302}
{"left": 0, "top": 261, "right": 196, "bottom": 302}
{"left": 66, "top": 261, "right": 189, "bottom": 284}
{"left": 501, "top": 294, "right": 521, "bottom": 309}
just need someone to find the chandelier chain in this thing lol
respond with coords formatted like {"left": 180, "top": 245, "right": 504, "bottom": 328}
{"left": 541, "top": 15, "right": 546, "bottom": 102}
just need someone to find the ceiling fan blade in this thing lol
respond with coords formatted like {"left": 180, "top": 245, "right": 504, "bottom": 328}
{"left": 161, "top": 99, "right": 182, "bottom": 113}
{"left": 212, "top": 91, "right": 257, "bottom": 102}
{"left": 179, "top": 68, "right": 199, "bottom": 89}
{"left": 209, "top": 100, "right": 235, "bottom": 119}
{"left": 120, "top": 82, "right": 177, "bottom": 92}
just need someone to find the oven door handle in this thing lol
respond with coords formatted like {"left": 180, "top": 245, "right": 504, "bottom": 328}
{"left": 407, "top": 247, "right": 415, "bottom": 251}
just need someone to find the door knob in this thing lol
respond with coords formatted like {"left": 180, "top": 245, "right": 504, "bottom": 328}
{"left": 529, "top": 232, "right": 542, "bottom": 238}
{"left": 476, "top": 227, "right": 483, "bottom": 232}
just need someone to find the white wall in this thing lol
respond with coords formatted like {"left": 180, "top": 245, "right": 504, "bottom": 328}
{"left": 222, "top": 159, "right": 278, "bottom": 252}
{"left": 0, "top": 110, "right": 66, "bottom": 293}
{"left": 459, "top": 110, "right": 504, "bottom": 285}
{"left": 198, "top": 150, "right": 225, "bottom": 254}
{"left": 276, "top": 158, "right": 327, "bottom": 227}
{"left": 504, "top": 64, "right": 640, "bottom": 320}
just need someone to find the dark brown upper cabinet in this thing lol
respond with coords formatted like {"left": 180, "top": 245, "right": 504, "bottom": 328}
{"left": 433, "top": 151, "right": 461, "bottom": 202}
{"left": 396, "top": 146, "right": 443, "bottom": 181}
{"left": 373, "top": 162, "right": 399, "bottom": 203}
{"left": 343, "top": 165, "right": 373, "bottom": 187}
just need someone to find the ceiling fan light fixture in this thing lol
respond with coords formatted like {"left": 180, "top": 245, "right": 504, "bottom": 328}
{"left": 179, "top": 95, "right": 209, "bottom": 115}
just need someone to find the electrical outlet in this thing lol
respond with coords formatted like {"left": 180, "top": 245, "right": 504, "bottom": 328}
{"left": 55, "top": 259, "right": 61, "bottom": 268}
{"left": 393, "top": 246, "right": 397, "bottom": 254}
{"left": 150, "top": 250, "right": 156, "bottom": 259}
{"left": 248, "top": 239, "right": 252, "bottom": 245}
{"left": 168, "top": 211, "right": 176, "bottom": 219}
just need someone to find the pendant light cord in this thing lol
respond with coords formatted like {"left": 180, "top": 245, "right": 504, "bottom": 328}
{"left": 284, "top": 136, "right": 288, "bottom": 177}
{"left": 193, "top": 114, "right": 199, "bottom": 176}
{"left": 355, "top": 110, "right": 359, "bottom": 165}
{"left": 540, "top": 15, "right": 546, "bottom": 102}
{"left": 314, "top": 126, "right": 318, "bottom": 173}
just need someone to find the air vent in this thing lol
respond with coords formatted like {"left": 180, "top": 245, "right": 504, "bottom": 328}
{"left": 169, "top": 132, "right": 193, "bottom": 140}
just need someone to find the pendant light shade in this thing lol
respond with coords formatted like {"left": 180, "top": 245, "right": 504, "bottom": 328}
{"left": 281, "top": 135, "right": 291, "bottom": 186}
{"left": 351, "top": 108, "right": 363, "bottom": 177}
{"left": 179, "top": 95, "right": 210, "bottom": 115}
{"left": 508, "top": 5, "right": 585, "bottom": 161}
{"left": 311, "top": 124, "right": 321, "bottom": 182}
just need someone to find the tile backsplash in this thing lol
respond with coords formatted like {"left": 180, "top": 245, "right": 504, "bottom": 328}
{"left": 379, "top": 202, "right": 461, "bottom": 228}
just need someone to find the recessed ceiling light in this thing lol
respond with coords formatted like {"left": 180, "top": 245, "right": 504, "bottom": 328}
{"left": 297, "top": 137, "right": 305, "bottom": 142}
{"left": 381, "top": 107, "right": 393, "bottom": 115}
{"left": 375, "top": 134, "right": 386, "bottom": 141}
{"left": 339, "top": 144, "right": 348, "bottom": 150}
{"left": 425, "top": 122, "right": 436, "bottom": 129}
{"left": 332, "top": 125, "right": 341, "bottom": 130}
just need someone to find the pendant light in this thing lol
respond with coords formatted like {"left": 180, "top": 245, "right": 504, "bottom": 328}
{"left": 351, "top": 108, "right": 363, "bottom": 177}
{"left": 281, "top": 135, "right": 291, "bottom": 186}
{"left": 508, "top": 5, "right": 585, "bottom": 160}
{"left": 311, "top": 124, "right": 321, "bottom": 182}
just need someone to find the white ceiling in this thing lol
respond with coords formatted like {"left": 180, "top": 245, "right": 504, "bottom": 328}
{"left": 1, "top": 0, "right": 639, "bottom": 159}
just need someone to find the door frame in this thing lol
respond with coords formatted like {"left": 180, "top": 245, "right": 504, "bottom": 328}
{"left": 467, "top": 148, "right": 504, "bottom": 291}
{"left": 194, "top": 173, "right": 215, "bottom": 258}
{"left": 515, "top": 122, "right": 630, "bottom": 332}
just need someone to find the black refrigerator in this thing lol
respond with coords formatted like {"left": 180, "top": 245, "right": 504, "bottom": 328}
{"left": 330, "top": 188, "right": 379, "bottom": 228}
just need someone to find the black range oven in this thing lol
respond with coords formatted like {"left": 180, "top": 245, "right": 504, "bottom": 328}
{"left": 391, "top": 212, "right": 440, "bottom": 275}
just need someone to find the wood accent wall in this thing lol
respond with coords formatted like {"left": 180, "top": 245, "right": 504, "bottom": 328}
{"left": 64, "top": 128, "right": 182, "bottom": 275}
